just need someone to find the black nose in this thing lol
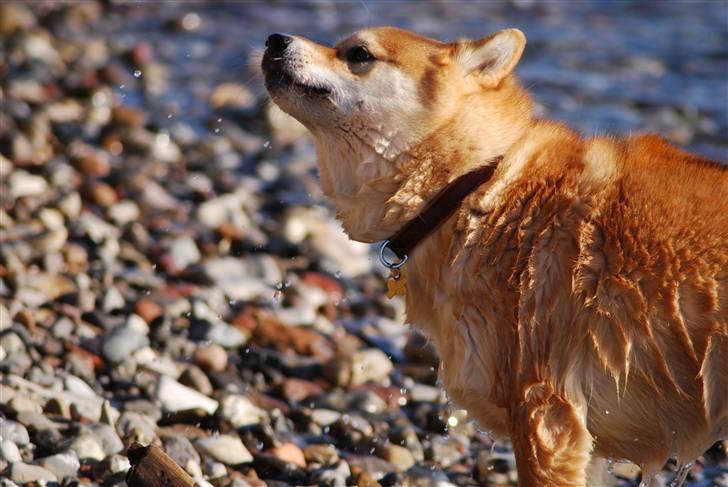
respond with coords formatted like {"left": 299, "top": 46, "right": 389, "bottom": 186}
{"left": 266, "top": 33, "right": 293, "bottom": 55}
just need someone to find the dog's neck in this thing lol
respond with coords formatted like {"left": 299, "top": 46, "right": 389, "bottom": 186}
{"left": 312, "top": 77, "right": 532, "bottom": 243}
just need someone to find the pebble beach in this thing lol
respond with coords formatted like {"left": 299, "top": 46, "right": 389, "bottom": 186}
{"left": 1, "top": 1, "right": 727, "bottom": 486}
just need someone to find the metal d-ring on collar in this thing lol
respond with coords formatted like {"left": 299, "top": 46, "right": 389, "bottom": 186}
{"left": 377, "top": 156, "right": 503, "bottom": 273}
{"left": 379, "top": 240, "right": 408, "bottom": 269}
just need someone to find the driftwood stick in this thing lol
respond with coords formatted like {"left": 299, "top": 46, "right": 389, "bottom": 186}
{"left": 126, "top": 442, "right": 196, "bottom": 487}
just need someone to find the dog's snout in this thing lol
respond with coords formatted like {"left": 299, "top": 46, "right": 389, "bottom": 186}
{"left": 266, "top": 33, "right": 293, "bottom": 55}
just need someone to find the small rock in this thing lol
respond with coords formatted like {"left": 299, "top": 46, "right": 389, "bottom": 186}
{"left": 69, "top": 434, "right": 106, "bottom": 462}
{"left": 109, "top": 200, "right": 141, "bottom": 225}
{"left": 348, "top": 389, "right": 388, "bottom": 415}
{"left": 117, "top": 411, "right": 157, "bottom": 445}
{"left": 90, "top": 423, "right": 124, "bottom": 456}
{"left": 254, "top": 316, "right": 333, "bottom": 361}
{"left": 0, "top": 439, "right": 22, "bottom": 463}
{"left": 9, "top": 170, "right": 48, "bottom": 198}
{"left": 163, "top": 434, "right": 200, "bottom": 471}
{"left": 156, "top": 376, "right": 219, "bottom": 415}
{"left": 108, "top": 453, "right": 131, "bottom": 474}
{"left": 135, "top": 299, "right": 164, "bottom": 323}
{"left": 401, "top": 465, "right": 457, "bottom": 487}
{"left": 327, "top": 349, "right": 394, "bottom": 386}
{"left": 37, "top": 450, "right": 80, "bottom": 479}
{"left": 428, "top": 435, "right": 463, "bottom": 468}
{"left": 102, "top": 326, "right": 150, "bottom": 364}
{"left": 179, "top": 365, "right": 214, "bottom": 396}
{"left": 612, "top": 461, "right": 641, "bottom": 481}
{"left": 195, "top": 435, "right": 253, "bottom": 465}
{"left": 0, "top": 3, "right": 36, "bottom": 35}
{"left": 269, "top": 442, "right": 306, "bottom": 468}
{"left": 204, "top": 459, "right": 228, "bottom": 479}
{"left": 409, "top": 384, "right": 442, "bottom": 403}
{"left": 379, "top": 444, "right": 415, "bottom": 471}
{"left": 206, "top": 323, "right": 246, "bottom": 348}
{"left": 218, "top": 394, "right": 265, "bottom": 429}
{"left": 210, "top": 82, "right": 255, "bottom": 109}
{"left": 312, "top": 460, "right": 350, "bottom": 487}
{"left": 64, "top": 375, "right": 97, "bottom": 398}
{"left": 168, "top": 236, "right": 201, "bottom": 271}
{"left": 193, "top": 343, "right": 228, "bottom": 372}
{"left": 347, "top": 455, "right": 395, "bottom": 481}
{"left": 0, "top": 419, "right": 30, "bottom": 446}
{"left": 8, "top": 395, "right": 43, "bottom": 416}
{"left": 309, "top": 409, "right": 341, "bottom": 427}
{"left": 9, "top": 462, "right": 57, "bottom": 483}
{"left": 304, "top": 444, "right": 340, "bottom": 465}
{"left": 88, "top": 181, "right": 118, "bottom": 207}
{"left": 278, "top": 378, "right": 323, "bottom": 403}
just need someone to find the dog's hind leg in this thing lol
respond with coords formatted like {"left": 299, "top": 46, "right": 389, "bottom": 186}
{"left": 510, "top": 389, "right": 593, "bottom": 486}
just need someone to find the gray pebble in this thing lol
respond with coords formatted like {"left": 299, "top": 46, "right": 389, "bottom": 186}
{"left": 102, "top": 326, "right": 149, "bottom": 364}
{"left": 163, "top": 434, "right": 200, "bottom": 471}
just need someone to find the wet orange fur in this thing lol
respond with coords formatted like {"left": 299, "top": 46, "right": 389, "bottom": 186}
{"left": 264, "top": 26, "right": 728, "bottom": 486}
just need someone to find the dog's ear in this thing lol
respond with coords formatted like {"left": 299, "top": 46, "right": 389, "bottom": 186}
{"left": 453, "top": 29, "right": 526, "bottom": 87}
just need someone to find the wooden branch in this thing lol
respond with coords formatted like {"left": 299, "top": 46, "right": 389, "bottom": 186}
{"left": 126, "top": 442, "right": 196, "bottom": 487}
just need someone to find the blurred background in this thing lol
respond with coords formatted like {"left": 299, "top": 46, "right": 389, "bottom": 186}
{"left": 0, "top": 1, "right": 726, "bottom": 486}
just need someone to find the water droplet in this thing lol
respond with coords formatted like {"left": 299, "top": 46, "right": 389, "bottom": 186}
{"left": 133, "top": 70, "right": 142, "bottom": 78}
{"left": 263, "top": 140, "right": 271, "bottom": 149}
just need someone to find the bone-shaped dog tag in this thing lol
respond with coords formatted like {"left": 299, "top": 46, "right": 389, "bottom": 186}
{"left": 386, "top": 271, "right": 407, "bottom": 299}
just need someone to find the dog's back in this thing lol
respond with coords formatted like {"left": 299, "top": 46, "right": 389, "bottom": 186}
{"left": 573, "top": 134, "right": 728, "bottom": 472}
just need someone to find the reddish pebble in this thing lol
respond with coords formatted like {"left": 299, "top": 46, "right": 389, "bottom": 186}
{"left": 302, "top": 272, "right": 344, "bottom": 300}
{"left": 278, "top": 378, "right": 324, "bottom": 403}
{"left": 134, "top": 299, "right": 163, "bottom": 323}
{"left": 193, "top": 343, "right": 228, "bottom": 372}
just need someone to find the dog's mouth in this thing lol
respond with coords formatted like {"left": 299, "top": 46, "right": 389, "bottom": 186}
{"left": 262, "top": 55, "right": 332, "bottom": 97}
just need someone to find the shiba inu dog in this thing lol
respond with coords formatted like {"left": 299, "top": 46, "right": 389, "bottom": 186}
{"left": 261, "top": 27, "right": 728, "bottom": 486}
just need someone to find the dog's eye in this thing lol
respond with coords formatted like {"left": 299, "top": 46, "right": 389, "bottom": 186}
{"left": 346, "top": 46, "right": 374, "bottom": 64}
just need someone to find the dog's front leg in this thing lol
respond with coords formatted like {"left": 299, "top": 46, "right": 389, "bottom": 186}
{"left": 510, "top": 387, "right": 593, "bottom": 486}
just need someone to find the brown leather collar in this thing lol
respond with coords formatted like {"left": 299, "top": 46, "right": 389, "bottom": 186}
{"left": 379, "top": 156, "right": 503, "bottom": 268}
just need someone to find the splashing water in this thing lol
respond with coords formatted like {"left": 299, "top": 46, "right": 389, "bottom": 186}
{"left": 670, "top": 462, "right": 693, "bottom": 487}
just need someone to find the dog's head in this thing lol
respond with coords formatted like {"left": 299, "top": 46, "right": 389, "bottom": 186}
{"left": 262, "top": 27, "right": 529, "bottom": 241}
